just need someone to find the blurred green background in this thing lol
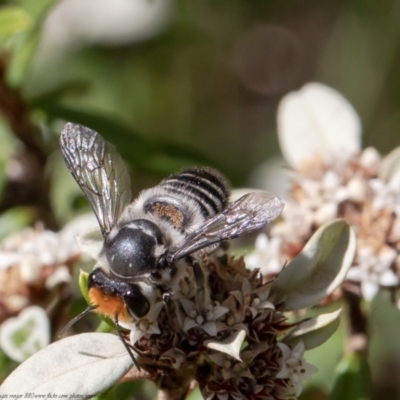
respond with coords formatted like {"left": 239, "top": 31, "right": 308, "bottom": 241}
{"left": 1, "top": 0, "right": 400, "bottom": 399}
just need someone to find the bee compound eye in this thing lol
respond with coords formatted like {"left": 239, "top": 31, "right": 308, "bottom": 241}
{"left": 123, "top": 286, "right": 150, "bottom": 318}
{"left": 105, "top": 225, "right": 157, "bottom": 277}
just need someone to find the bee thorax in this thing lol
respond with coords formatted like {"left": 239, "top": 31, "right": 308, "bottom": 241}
{"left": 105, "top": 220, "right": 163, "bottom": 278}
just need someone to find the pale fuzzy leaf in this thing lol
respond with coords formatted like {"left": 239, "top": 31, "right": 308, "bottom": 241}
{"left": 0, "top": 333, "right": 133, "bottom": 399}
{"left": 269, "top": 220, "right": 356, "bottom": 311}
{"left": 61, "top": 213, "right": 98, "bottom": 240}
{"left": 282, "top": 309, "right": 342, "bottom": 350}
{"left": 379, "top": 146, "right": 400, "bottom": 180}
{"left": 205, "top": 329, "right": 246, "bottom": 361}
{"left": 278, "top": 82, "right": 361, "bottom": 168}
{"left": 75, "top": 227, "right": 104, "bottom": 260}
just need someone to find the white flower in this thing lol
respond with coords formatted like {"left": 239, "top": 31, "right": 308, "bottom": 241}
{"left": 253, "top": 82, "right": 400, "bottom": 304}
{"left": 180, "top": 298, "right": 229, "bottom": 337}
{"left": 228, "top": 278, "right": 275, "bottom": 320}
{"left": 369, "top": 173, "right": 400, "bottom": 215}
{"left": 244, "top": 234, "right": 282, "bottom": 274}
{"left": 347, "top": 245, "right": 399, "bottom": 301}
{"left": 129, "top": 301, "right": 164, "bottom": 345}
{"left": 0, "top": 214, "right": 94, "bottom": 286}
{"left": 276, "top": 341, "right": 318, "bottom": 396}
{"left": 1, "top": 219, "right": 355, "bottom": 400}
{"left": 277, "top": 82, "right": 361, "bottom": 168}
{"left": 42, "top": 0, "right": 174, "bottom": 49}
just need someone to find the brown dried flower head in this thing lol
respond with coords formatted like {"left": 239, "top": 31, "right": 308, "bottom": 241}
{"left": 1, "top": 218, "right": 355, "bottom": 399}
{"left": 0, "top": 122, "right": 355, "bottom": 399}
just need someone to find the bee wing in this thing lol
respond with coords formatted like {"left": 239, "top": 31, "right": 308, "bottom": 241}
{"left": 166, "top": 192, "right": 284, "bottom": 262}
{"left": 60, "top": 123, "right": 132, "bottom": 236}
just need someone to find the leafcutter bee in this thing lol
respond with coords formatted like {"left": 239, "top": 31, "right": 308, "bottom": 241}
{"left": 59, "top": 123, "right": 284, "bottom": 368}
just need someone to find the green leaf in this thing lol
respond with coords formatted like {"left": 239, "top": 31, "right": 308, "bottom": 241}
{"left": 50, "top": 152, "right": 89, "bottom": 225}
{"left": 96, "top": 320, "right": 115, "bottom": 334}
{"left": 186, "top": 386, "right": 203, "bottom": 400}
{"left": 329, "top": 353, "right": 372, "bottom": 400}
{"left": 0, "top": 348, "right": 18, "bottom": 382}
{"left": 0, "top": 207, "right": 34, "bottom": 241}
{"left": 91, "top": 386, "right": 116, "bottom": 400}
{"left": 30, "top": 98, "right": 214, "bottom": 173}
{"left": 78, "top": 270, "right": 90, "bottom": 305}
{"left": 20, "top": 0, "right": 59, "bottom": 24}
{"left": 0, "top": 7, "right": 33, "bottom": 40}
{"left": 6, "top": 30, "right": 40, "bottom": 88}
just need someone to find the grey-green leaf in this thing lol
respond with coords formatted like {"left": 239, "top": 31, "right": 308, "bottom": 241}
{"left": 269, "top": 219, "right": 356, "bottom": 311}
{"left": 282, "top": 309, "right": 342, "bottom": 350}
{"left": 0, "top": 333, "right": 133, "bottom": 399}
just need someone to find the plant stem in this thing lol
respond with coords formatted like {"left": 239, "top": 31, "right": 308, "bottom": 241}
{"left": 343, "top": 288, "right": 368, "bottom": 355}
{"left": 0, "top": 56, "right": 58, "bottom": 229}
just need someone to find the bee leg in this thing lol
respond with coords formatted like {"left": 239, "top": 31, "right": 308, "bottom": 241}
{"left": 114, "top": 315, "right": 141, "bottom": 370}
{"left": 163, "top": 292, "right": 185, "bottom": 332}
{"left": 186, "top": 256, "right": 211, "bottom": 313}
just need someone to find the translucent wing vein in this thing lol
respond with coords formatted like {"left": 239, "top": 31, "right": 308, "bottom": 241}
{"left": 167, "top": 192, "right": 284, "bottom": 262}
{"left": 60, "top": 123, "right": 132, "bottom": 236}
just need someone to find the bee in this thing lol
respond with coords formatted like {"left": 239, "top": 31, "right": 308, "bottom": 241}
{"left": 59, "top": 123, "right": 284, "bottom": 367}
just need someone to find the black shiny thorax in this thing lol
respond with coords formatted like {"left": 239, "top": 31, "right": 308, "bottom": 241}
{"left": 104, "top": 219, "right": 164, "bottom": 279}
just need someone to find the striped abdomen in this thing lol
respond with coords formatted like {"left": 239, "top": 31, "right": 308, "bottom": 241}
{"left": 143, "top": 167, "right": 230, "bottom": 230}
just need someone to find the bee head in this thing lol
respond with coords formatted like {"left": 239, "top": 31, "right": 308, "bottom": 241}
{"left": 104, "top": 219, "right": 164, "bottom": 278}
{"left": 88, "top": 268, "right": 150, "bottom": 319}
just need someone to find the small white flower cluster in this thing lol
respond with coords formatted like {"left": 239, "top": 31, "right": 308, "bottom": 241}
{"left": 0, "top": 214, "right": 96, "bottom": 362}
{"left": 180, "top": 298, "right": 229, "bottom": 337}
{"left": 129, "top": 301, "right": 164, "bottom": 344}
{"left": 245, "top": 234, "right": 282, "bottom": 275}
{"left": 246, "top": 82, "right": 400, "bottom": 302}
{"left": 286, "top": 154, "right": 400, "bottom": 301}
{"left": 2, "top": 213, "right": 354, "bottom": 399}
{"left": 0, "top": 214, "right": 95, "bottom": 288}
{"left": 277, "top": 341, "right": 318, "bottom": 396}
{"left": 347, "top": 243, "right": 398, "bottom": 301}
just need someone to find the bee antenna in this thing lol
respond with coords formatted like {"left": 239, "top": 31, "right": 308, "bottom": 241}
{"left": 58, "top": 305, "right": 98, "bottom": 338}
{"left": 114, "top": 316, "right": 141, "bottom": 371}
